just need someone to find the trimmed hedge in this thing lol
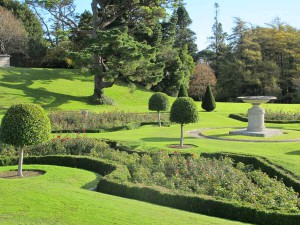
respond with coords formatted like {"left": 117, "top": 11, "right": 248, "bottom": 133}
{"left": 0, "top": 155, "right": 119, "bottom": 177}
{"left": 1, "top": 154, "right": 300, "bottom": 225}
{"left": 229, "top": 113, "right": 300, "bottom": 124}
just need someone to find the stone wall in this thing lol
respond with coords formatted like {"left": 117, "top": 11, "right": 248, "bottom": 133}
{"left": 0, "top": 55, "right": 10, "bottom": 67}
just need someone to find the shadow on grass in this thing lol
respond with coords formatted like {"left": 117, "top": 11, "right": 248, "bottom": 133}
{"left": 0, "top": 68, "right": 96, "bottom": 109}
{"left": 140, "top": 137, "right": 195, "bottom": 142}
{"left": 0, "top": 81, "right": 91, "bottom": 109}
{"left": 81, "top": 173, "right": 102, "bottom": 190}
{"left": 285, "top": 150, "right": 300, "bottom": 155}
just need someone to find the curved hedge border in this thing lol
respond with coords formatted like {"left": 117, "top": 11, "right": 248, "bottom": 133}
{"left": 0, "top": 155, "right": 129, "bottom": 180}
{"left": 1, "top": 155, "right": 300, "bottom": 225}
{"left": 229, "top": 113, "right": 300, "bottom": 124}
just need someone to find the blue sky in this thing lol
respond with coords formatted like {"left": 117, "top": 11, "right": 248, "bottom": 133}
{"left": 75, "top": 0, "right": 300, "bottom": 50}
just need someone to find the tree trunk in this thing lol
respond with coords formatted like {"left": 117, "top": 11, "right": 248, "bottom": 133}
{"left": 180, "top": 124, "right": 184, "bottom": 148}
{"left": 17, "top": 148, "right": 24, "bottom": 177}
{"left": 92, "top": 55, "right": 113, "bottom": 99}
{"left": 91, "top": 1, "right": 113, "bottom": 99}
{"left": 158, "top": 111, "right": 161, "bottom": 127}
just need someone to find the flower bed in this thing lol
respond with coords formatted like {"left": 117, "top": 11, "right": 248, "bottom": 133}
{"left": 49, "top": 111, "right": 170, "bottom": 132}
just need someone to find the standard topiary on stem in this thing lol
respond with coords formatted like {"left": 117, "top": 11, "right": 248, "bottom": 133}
{"left": 170, "top": 97, "right": 199, "bottom": 147}
{"left": 201, "top": 85, "right": 216, "bottom": 112}
{"left": 148, "top": 92, "right": 170, "bottom": 127}
{"left": 0, "top": 104, "right": 51, "bottom": 176}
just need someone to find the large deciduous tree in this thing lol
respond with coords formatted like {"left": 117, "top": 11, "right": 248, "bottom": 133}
{"left": 189, "top": 63, "right": 217, "bottom": 101}
{"left": 0, "top": 0, "right": 45, "bottom": 64}
{"left": 25, "top": 0, "right": 78, "bottom": 46}
{"left": 0, "top": 7, "right": 28, "bottom": 54}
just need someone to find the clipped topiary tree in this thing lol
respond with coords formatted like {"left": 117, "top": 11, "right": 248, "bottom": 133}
{"left": 0, "top": 104, "right": 51, "bottom": 176}
{"left": 148, "top": 92, "right": 170, "bottom": 127}
{"left": 170, "top": 97, "right": 199, "bottom": 147}
{"left": 178, "top": 84, "right": 189, "bottom": 97}
{"left": 201, "top": 85, "right": 216, "bottom": 112}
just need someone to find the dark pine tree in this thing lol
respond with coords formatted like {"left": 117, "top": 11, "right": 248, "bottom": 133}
{"left": 201, "top": 85, "right": 216, "bottom": 112}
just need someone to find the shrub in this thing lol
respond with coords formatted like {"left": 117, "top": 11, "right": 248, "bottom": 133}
{"left": 177, "top": 84, "right": 188, "bottom": 97}
{"left": 170, "top": 97, "right": 199, "bottom": 147}
{"left": 148, "top": 92, "right": 170, "bottom": 127}
{"left": 201, "top": 85, "right": 216, "bottom": 112}
{"left": 90, "top": 95, "right": 115, "bottom": 105}
{"left": 49, "top": 111, "right": 169, "bottom": 132}
{"left": 0, "top": 104, "right": 51, "bottom": 176}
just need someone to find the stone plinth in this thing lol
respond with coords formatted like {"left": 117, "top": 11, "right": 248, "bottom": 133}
{"left": 247, "top": 104, "right": 265, "bottom": 132}
{"left": 0, "top": 55, "right": 10, "bottom": 67}
{"left": 229, "top": 96, "right": 283, "bottom": 137}
{"left": 229, "top": 128, "right": 283, "bottom": 137}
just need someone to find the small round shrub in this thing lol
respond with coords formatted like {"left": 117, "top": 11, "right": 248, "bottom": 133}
{"left": 201, "top": 85, "right": 216, "bottom": 112}
{"left": 148, "top": 92, "right": 170, "bottom": 112}
{"left": 0, "top": 104, "right": 51, "bottom": 147}
{"left": 170, "top": 97, "right": 199, "bottom": 124}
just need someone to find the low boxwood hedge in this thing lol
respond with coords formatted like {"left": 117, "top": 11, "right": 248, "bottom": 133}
{"left": 1, "top": 154, "right": 300, "bottom": 225}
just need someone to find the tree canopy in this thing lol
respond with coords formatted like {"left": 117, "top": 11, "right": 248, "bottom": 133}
{"left": 0, "top": 6, "right": 28, "bottom": 54}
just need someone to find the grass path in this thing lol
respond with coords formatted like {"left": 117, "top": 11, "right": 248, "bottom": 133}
{"left": 0, "top": 165, "right": 251, "bottom": 225}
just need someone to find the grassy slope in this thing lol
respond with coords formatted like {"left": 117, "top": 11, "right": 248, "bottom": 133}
{"left": 0, "top": 67, "right": 167, "bottom": 115}
{"left": 0, "top": 165, "right": 251, "bottom": 225}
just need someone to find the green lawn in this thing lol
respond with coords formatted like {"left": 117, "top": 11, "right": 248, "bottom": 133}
{"left": 1, "top": 67, "right": 300, "bottom": 224}
{"left": 0, "top": 67, "right": 170, "bottom": 115}
{"left": 0, "top": 165, "right": 251, "bottom": 225}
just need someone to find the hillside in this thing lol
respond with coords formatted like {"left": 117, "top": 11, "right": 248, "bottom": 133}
{"left": 0, "top": 67, "right": 171, "bottom": 118}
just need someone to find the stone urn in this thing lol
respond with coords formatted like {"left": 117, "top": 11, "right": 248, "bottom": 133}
{"left": 229, "top": 96, "right": 282, "bottom": 137}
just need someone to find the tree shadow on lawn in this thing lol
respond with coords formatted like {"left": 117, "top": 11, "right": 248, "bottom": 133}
{"left": 285, "top": 150, "right": 300, "bottom": 155}
{"left": 81, "top": 173, "right": 102, "bottom": 190}
{"left": 0, "top": 81, "right": 91, "bottom": 109}
{"left": 140, "top": 137, "right": 196, "bottom": 142}
{"left": 0, "top": 68, "right": 91, "bottom": 83}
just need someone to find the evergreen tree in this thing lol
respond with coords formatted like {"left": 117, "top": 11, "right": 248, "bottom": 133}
{"left": 208, "top": 3, "right": 228, "bottom": 79}
{"left": 201, "top": 85, "right": 216, "bottom": 112}
{"left": 178, "top": 84, "right": 188, "bottom": 97}
{"left": 170, "top": 97, "right": 199, "bottom": 147}
{"left": 174, "top": 4, "right": 198, "bottom": 60}
{"left": 154, "top": 5, "right": 196, "bottom": 97}
{"left": 71, "top": 0, "right": 179, "bottom": 104}
{"left": 148, "top": 92, "right": 169, "bottom": 127}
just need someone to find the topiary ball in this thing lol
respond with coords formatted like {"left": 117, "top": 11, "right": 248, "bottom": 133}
{"left": 170, "top": 97, "right": 199, "bottom": 124}
{"left": 0, "top": 104, "right": 51, "bottom": 147}
{"left": 148, "top": 92, "right": 170, "bottom": 112}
